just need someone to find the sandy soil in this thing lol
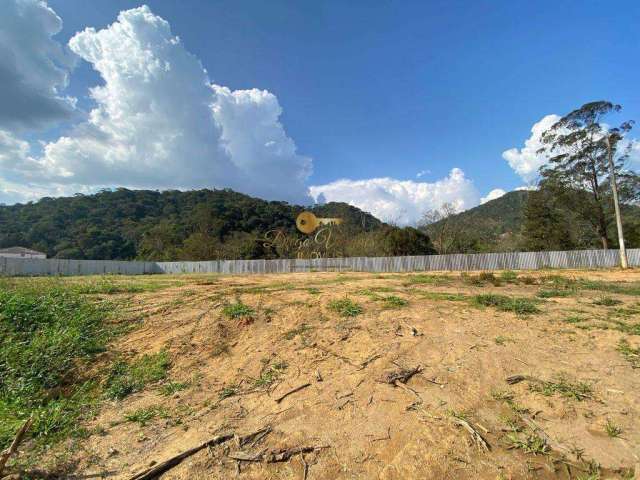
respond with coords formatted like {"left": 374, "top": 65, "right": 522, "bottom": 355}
{"left": 55, "top": 270, "right": 640, "bottom": 479}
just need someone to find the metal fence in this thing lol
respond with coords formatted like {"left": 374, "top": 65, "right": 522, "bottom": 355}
{"left": 0, "top": 248, "right": 637, "bottom": 277}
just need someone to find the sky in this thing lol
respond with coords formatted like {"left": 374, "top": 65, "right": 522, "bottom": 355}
{"left": 1, "top": 0, "right": 639, "bottom": 224}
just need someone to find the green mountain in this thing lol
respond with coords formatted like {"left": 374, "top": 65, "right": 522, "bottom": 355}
{"left": 0, "top": 189, "right": 385, "bottom": 260}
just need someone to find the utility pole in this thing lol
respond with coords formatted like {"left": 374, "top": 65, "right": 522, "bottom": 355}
{"left": 605, "top": 135, "right": 628, "bottom": 269}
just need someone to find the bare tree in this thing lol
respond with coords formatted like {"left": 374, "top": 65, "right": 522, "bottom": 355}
{"left": 419, "top": 202, "right": 460, "bottom": 254}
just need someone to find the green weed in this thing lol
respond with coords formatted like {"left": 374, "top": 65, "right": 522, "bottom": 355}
{"left": 593, "top": 296, "right": 623, "bottom": 307}
{"left": 222, "top": 301, "right": 255, "bottom": 319}
{"left": 473, "top": 294, "right": 540, "bottom": 315}
{"left": 160, "top": 381, "right": 189, "bottom": 396}
{"left": 604, "top": 418, "right": 622, "bottom": 438}
{"left": 617, "top": 339, "right": 640, "bottom": 368}
{"left": 381, "top": 295, "right": 408, "bottom": 308}
{"left": 0, "top": 284, "right": 112, "bottom": 449}
{"left": 124, "top": 405, "right": 169, "bottom": 426}
{"left": 104, "top": 350, "right": 171, "bottom": 400}
{"left": 528, "top": 376, "right": 592, "bottom": 401}
{"left": 329, "top": 298, "right": 363, "bottom": 317}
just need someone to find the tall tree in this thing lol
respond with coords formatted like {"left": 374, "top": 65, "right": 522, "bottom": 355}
{"left": 538, "top": 101, "right": 639, "bottom": 249}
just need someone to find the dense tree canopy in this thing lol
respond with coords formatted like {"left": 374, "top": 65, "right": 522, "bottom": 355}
{"left": 0, "top": 188, "right": 437, "bottom": 260}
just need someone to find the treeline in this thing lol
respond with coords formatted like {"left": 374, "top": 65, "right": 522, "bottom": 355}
{"left": 424, "top": 101, "right": 640, "bottom": 253}
{"left": 0, "top": 188, "right": 435, "bottom": 260}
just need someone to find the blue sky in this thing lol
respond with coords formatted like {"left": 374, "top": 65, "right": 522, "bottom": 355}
{"left": 1, "top": 0, "right": 639, "bottom": 223}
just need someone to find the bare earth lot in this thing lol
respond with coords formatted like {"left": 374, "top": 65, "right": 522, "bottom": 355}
{"left": 45, "top": 270, "right": 640, "bottom": 479}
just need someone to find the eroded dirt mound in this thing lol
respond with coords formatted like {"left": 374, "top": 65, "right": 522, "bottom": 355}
{"left": 57, "top": 271, "right": 640, "bottom": 479}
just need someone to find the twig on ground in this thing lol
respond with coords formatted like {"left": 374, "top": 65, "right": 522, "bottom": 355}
{"left": 358, "top": 353, "right": 382, "bottom": 370}
{"left": 380, "top": 365, "right": 423, "bottom": 385}
{"left": 236, "top": 426, "right": 272, "bottom": 448}
{"left": 451, "top": 417, "right": 491, "bottom": 452}
{"left": 129, "top": 432, "right": 235, "bottom": 480}
{"left": 371, "top": 427, "right": 391, "bottom": 442}
{"left": 0, "top": 416, "right": 33, "bottom": 477}
{"left": 228, "top": 445, "right": 330, "bottom": 463}
{"left": 275, "top": 383, "right": 311, "bottom": 403}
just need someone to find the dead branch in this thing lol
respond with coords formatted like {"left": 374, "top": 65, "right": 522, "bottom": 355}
{"left": 505, "top": 374, "right": 534, "bottom": 385}
{"left": 0, "top": 416, "right": 33, "bottom": 477}
{"left": 357, "top": 353, "right": 382, "bottom": 370}
{"left": 236, "top": 426, "right": 272, "bottom": 448}
{"left": 275, "top": 383, "right": 311, "bottom": 403}
{"left": 228, "top": 445, "right": 330, "bottom": 464}
{"left": 451, "top": 417, "right": 491, "bottom": 452}
{"left": 128, "top": 433, "right": 235, "bottom": 480}
{"left": 380, "top": 365, "right": 422, "bottom": 385}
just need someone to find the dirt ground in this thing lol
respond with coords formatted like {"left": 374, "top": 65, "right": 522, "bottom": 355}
{"left": 60, "top": 269, "right": 640, "bottom": 479}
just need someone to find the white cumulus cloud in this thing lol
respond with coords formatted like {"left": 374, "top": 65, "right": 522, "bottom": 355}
{"left": 480, "top": 188, "right": 506, "bottom": 204}
{"left": 309, "top": 168, "right": 480, "bottom": 225}
{"left": 0, "top": 0, "right": 77, "bottom": 131}
{"left": 0, "top": 4, "right": 312, "bottom": 204}
{"left": 502, "top": 114, "right": 560, "bottom": 183}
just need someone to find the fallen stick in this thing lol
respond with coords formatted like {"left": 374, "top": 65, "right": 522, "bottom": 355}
{"left": 451, "top": 417, "right": 491, "bottom": 452}
{"left": 228, "top": 445, "right": 330, "bottom": 463}
{"left": 275, "top": 383, "right": 311, "bottom": 403}
{"left": 128, "top": 433, "right": 234, "bottom": 480}
{"left": 380, "top": 365, "right": 422, "bottom": 385}
{"left": 0, "top": 416, "right": 33, "bottom": 477}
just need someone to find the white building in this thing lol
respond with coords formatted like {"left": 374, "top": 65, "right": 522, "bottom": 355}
{"left": 0, "top": 247, "right": 47, "bottom": 259}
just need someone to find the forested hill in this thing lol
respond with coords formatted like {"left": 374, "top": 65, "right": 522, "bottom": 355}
{"left": 426, "top": 189, "right": 640, "bottom": 253}
{"left": 0, "top": 189, "right": 384, "bottom": 260}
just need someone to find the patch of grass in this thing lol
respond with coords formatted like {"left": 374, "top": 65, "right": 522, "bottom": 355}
{"left": 105, "top": 350, "right": 171, "bottom": 400}
{"left": 219, "top": 385, "right": 238, "bottom": 399}
{"left": 418, "top": 291, "right": 467, "bottom": 302}
{"left": 222, "top": 301, "right": 255, "bottom": 319}
{"left": 506, "top": 431, "right": 549, "bottom": 455}
{"left": 578, "top": 279, "right": 640, "bottom": 297}
{"left": 593, "top": 296, "right": 623, "bottom": 307}
{"left": 617, "top": 339, "right": 640, "bottom": 368}
{"left": 537, "top": 288, "right": 575, "bottom": 298}
{"left": 329, "top": 298, "right": 363, "bottom": 317}
{"left": 381, "top": 295, "right": 408, "bottom": 308}
{"left": 494, "top": 335, "right": 513, "bottom": 346}
{"left": 403, "top": 274, "right": 451, "bottom": 286}
{"left": 160, "top": 381, "right": 189, "bottom": 396}
{"left": 491, "top": 389, "right": 515, "bottom": 401}
{"left": 604, "top": 418, "right": 622, "bottom": 438}
{"left": 307, "top": 287, "right": 321, "bottom": 295}
{"left": 253, "top": 361, "right": 288, "bottom": 388}
{"left": 528, "top": 376, "right": 592, "bottom": 401}
{"left": 124, "top": 405, "right": 169, "bottom": 426}
{"left": 284, "top": 323, "right": 312, "bottom": 340}
{"left": 500, "top": 270, "right": 519, "bottom": 283}
{"left": 0, "top": 283, "right": 113, "bottom": 449}
{"left": 473, "top": 294, "right": 540, "bottom": 315}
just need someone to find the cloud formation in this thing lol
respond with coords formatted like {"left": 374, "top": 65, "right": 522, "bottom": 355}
{"left": 480, "top": 188, "right": 506, "bottom": 204}
{"left": 309, "top": 168, "right": 480, "bottom": 225}
{"left": 0, "top": 4, "right": 311, "bottom": 204}
{"left": 0, "top": 0, "right": 76, "bottom": 131}
{"left": 501, "top": 114, "right": 560, "bottom": 183}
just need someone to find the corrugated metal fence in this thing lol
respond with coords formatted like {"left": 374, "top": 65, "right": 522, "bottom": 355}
{"left": 0, "top": 248, "right": 638, "bottom": 277}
